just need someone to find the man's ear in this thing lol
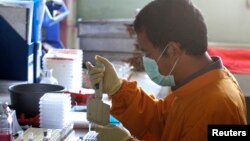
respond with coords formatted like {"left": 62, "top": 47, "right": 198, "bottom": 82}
{"left": 166, "top": 42, "right": 182, "bottom": 60}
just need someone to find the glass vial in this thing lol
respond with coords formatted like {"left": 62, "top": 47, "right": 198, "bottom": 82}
{"left": 40, "top": 69, "right": 58, "bottom": 85}
{"left": 0, "top": 102, "right": 13, "bottom": 141}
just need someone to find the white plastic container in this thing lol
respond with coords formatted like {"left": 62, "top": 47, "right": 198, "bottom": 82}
{"left": 39, "top": 93, "right": 72, "bottom": 129}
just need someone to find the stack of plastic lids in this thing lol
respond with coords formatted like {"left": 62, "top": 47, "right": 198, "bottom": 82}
{"left": 43, "top": 49, "right": 83, "bottom": 91}
{"left": 39, "top": 93, "right": 72, "bottom": 129}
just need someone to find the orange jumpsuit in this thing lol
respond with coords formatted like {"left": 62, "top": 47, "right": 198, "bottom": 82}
{"left": 110, "top": 68, "right": 247, "bottom": 141}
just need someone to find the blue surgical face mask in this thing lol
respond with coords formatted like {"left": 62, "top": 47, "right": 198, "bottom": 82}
{"left": 142, "top": 45, "right": 179, "bottom": 86}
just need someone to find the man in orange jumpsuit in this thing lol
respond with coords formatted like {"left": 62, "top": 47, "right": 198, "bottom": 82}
{"left": 86, "top": 0, "right": 247, "bottom": 141}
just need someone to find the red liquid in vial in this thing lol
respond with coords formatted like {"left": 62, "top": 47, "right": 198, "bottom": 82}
{"left": 0, "top": 131, "right": 11, "bottom": 141}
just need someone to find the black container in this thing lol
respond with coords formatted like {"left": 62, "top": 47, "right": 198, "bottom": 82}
{"left": 8, "top": 83, "right": 65, "bottom": 119}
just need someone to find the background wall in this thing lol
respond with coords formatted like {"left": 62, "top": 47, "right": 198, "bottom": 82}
{"left": 77, "top": 0, "right": 151, "bottom": 19}
{"left": 193, "top": 0, "right": 250, "bottom": 44}
{"left": 76, "top": 0, "right": 250, "bottom": 44}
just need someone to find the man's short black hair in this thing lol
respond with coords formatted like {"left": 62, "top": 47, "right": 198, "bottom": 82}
{"left": 134, "top": 0, "right": 207, "bottom": 56}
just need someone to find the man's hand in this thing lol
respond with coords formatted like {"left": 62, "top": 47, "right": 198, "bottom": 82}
{"left": 85, "top": 55, "right": 123, "bottom": 95}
